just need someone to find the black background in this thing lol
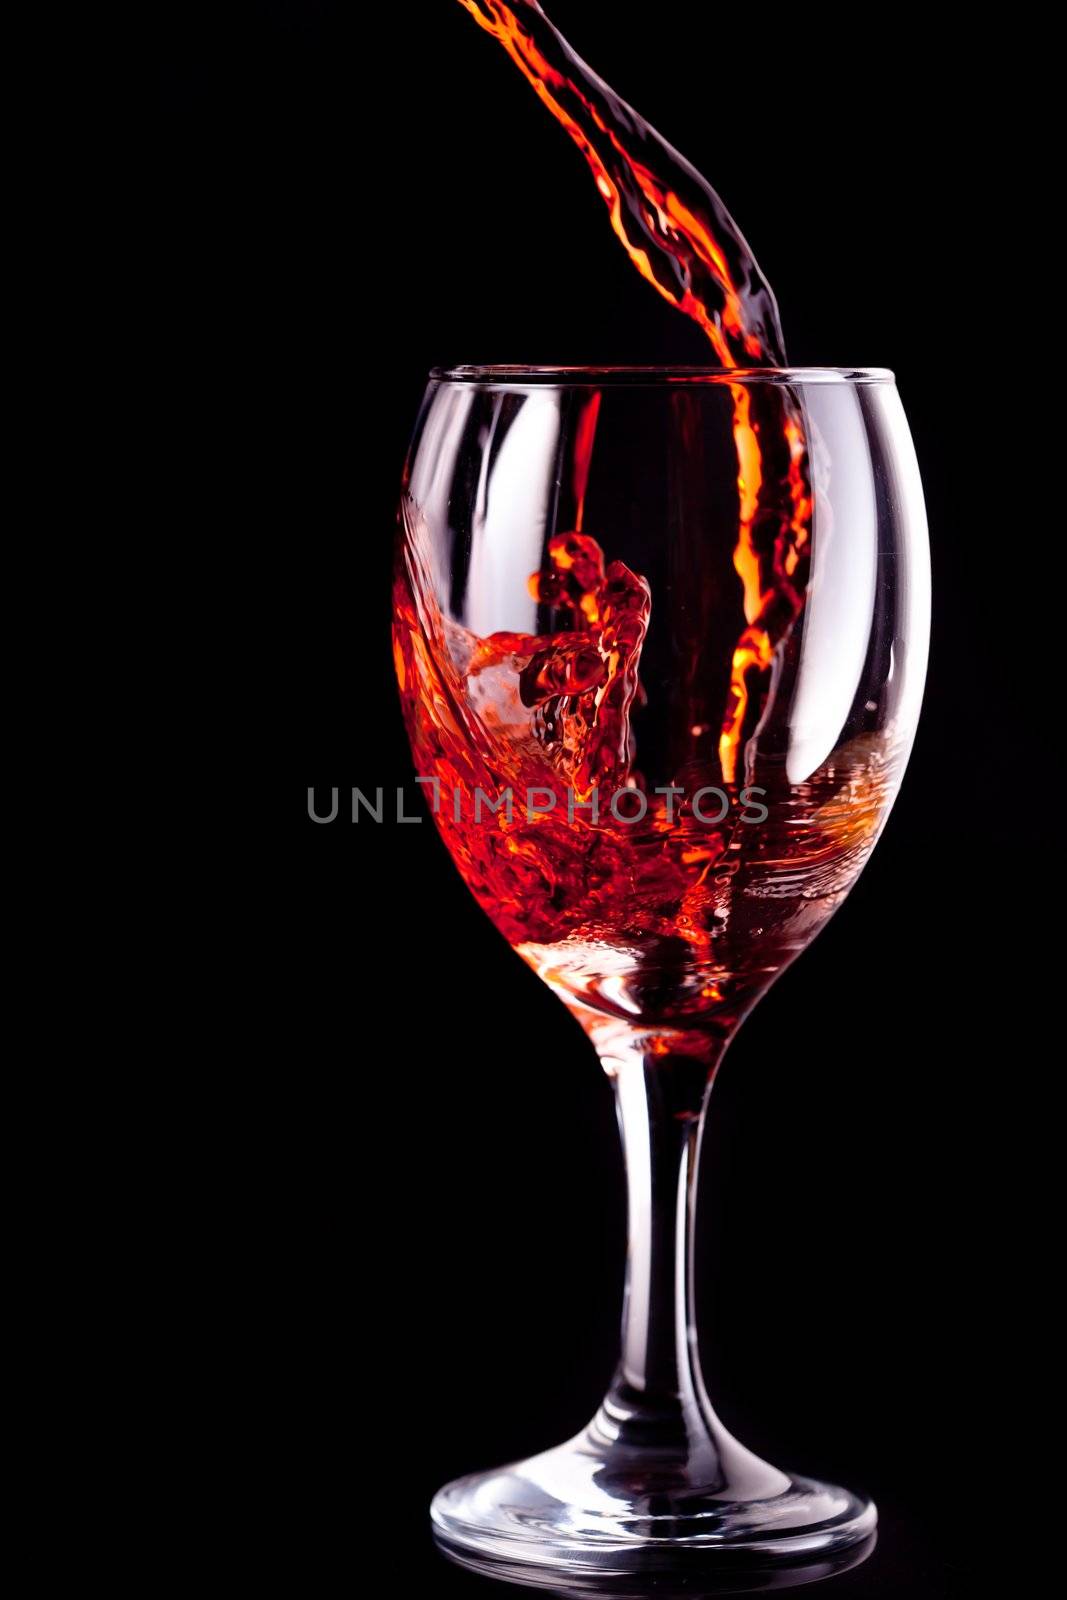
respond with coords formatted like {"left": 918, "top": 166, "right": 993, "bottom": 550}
{"left": 156, "top": 6, "right": 1015, "bottom": 1595}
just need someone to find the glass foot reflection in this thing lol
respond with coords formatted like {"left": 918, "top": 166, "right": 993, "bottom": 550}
{"left": 436, "top": 1515, "right": 875, "bottom": 1594}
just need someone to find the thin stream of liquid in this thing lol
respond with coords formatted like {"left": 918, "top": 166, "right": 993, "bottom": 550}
{"left": 457, "top": 0, "right": 811, "bottom": 783}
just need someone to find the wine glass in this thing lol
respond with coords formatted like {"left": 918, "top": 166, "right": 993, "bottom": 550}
{"left": 393, "top": 365, "right": 930, "bottom": 1577}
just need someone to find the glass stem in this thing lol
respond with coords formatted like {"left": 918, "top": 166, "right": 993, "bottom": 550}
{"left": 593, "top": 1029, "right": 728, "bottom": 1472}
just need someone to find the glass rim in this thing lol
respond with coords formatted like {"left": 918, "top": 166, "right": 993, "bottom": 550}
{"left": 429, "top": 364, "right": 894, "bottom": 387}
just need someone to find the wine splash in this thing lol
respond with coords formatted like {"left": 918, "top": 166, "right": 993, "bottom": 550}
{"left": 394, "top": 497, "right": 893, "bottom": 1033}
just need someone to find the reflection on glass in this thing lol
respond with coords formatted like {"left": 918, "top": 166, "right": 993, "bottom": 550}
{"left": 436, "top": 1526, "right": 877, "bottom": 1593}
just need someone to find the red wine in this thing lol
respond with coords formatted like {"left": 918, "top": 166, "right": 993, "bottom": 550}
{"left": 393, "top": 5, "right": 891, "bottom": 1041}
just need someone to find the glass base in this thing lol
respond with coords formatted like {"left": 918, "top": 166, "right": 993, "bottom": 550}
{"left": 431, "top": 1424, "right": 875, "bottom": 1580}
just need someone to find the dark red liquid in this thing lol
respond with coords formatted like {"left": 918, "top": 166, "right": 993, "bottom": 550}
{"left": 394, "top": 523, "right": 895, "bottom": 1042}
